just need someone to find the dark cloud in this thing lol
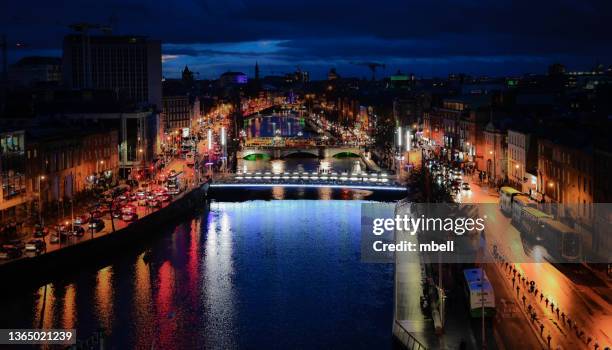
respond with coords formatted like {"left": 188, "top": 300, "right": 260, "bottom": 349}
{"left": 3, "top": 0, "right": 612, "bottom": 78}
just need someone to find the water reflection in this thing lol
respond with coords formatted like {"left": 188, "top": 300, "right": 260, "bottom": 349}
{"left": 246, "top": 115, "right": 310, "bottom": 138}
{"left": 133, "top": 252, "right": 153, "bottom": 348}
{"left": 1, "top": 200, "right": 395, "bottom": 349}
{"left": 34, "top": 284, "right": 56, "bottom": 330}
{"left": 95, "top": 266, "right": 113, "bottom": 332}
{"left": 203, "top": 210, "right": 236, "bottom": 349}
{"left": 63, "top": 284, "right": 76, "bottom": 330}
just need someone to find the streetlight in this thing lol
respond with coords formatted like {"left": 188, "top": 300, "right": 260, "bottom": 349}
{"left": 405, "top": 130, "right": 411, "bottom": 152}
{"left": 489, "top": 149, "right": 496, "bottom": 185}
{"left": 397, "top": 126, "right": 402, "bottom": 148}
{"left": 37, "top": 175, "right": 46, "bottom": 225}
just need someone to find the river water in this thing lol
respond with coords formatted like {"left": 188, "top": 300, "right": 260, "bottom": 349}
{"left": 0, "top": 199, "right": 396, "bottom": 349}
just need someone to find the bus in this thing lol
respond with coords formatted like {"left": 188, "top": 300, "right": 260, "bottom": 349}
{"left": 463, "top": 268, "right": 496, "bottom": 318}
{"left": 539, "top": 218, "right": 582, "bottom": 262}
{"left": 519, "top": 206, "right": 553, "bottom": 241}
{"left": 511, "top": 194, "right": 537, "bottom": 224}
{"left": 500, "top": 186, "right": 522, "bottom": 214}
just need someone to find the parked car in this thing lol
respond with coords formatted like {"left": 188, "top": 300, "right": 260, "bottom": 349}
{"left": 462, "top": 183, "right": 471, "bottom": 191}
{"left": 147, "top": 199, "right": 161, "bottom": 208}
{"left": 33, "top": 224, "right": 49, "bottom": 237}
{"left": 70, "top": 226, "right": 85, "bottom": 237}
{"left": 121, "top": 204, "right": 137, "bottom": 213}
{"left": 2, "top": 240, "right": 25, "bottom": 251}
{"left": 88, "top": 218, "right": 105, "bottom": 232}
{"left": 91, "top": 210, "right": 104, "bottom": 219}
{"left": 121, "top": 212, "right": 139, "bottom": 222}
{"left": 159, "top": 194, "right": 171, "bottom": 202}
{"left": 138, "top": 198, "right": 148, "bottom": 206}
{"left": 25, "top": 239, "right": 46, "bottom": 253}
{"left": 0, "top": 247, "right": 22, "bottom": 259}
{"left": 74, "top": 214, "right": 90, "bottom": 225}
{"left": 54, "top": 223, "right": 70, "bottom": 234}
{"left": 167, "top": 187, "right": 180, "bottom": 195}
{"left": 111, "top": 210, "right": 122, "bottom": 219}
{"left": 49, "top": 234, "right": 61, "bottom": 244}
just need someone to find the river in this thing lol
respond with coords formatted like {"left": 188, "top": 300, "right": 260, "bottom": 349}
{"left": 0, "top": 198, "right": 398, "bottom": 349}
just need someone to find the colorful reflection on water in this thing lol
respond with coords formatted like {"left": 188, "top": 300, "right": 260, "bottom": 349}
{"left": 0, "top": 200, "right": 395, "bottom": 349}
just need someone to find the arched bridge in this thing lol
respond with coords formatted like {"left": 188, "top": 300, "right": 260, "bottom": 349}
{"left": 238, "top": 146, "right": 363, "bottom": 159}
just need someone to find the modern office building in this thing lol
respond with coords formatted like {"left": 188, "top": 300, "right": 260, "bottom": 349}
{"left": 62, "top": 34, "right": 162, "bottom": 108}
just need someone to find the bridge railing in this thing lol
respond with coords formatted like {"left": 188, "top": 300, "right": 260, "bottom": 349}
{"left": 217, "top": 170, "right": 398, "bottom": 187}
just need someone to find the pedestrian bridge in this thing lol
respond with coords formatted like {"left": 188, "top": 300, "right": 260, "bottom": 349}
{"left": 238, "top": 145, "right": 363, "bottom": 159}
{"left": 208, "top": 171, "right": 406, "bottom": 191}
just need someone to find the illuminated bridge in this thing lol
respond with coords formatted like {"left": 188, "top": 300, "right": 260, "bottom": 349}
{"left": 238, "top": 145, "right": 363, "bottom": 160}
{"left": 208, "top": 171, "right": 406, "bottom": 191}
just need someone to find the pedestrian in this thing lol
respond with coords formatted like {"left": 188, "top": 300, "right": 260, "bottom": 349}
{"left": 594, "top": 341, "right": 599, "bottom": 350}
{"left": 545, "top": 298, "right": 549, "bottom": 306}
{"left": 528, "top": 304, "right": 532, "bottom": 313}
{"left": 531, "top": 312, "right": 537, "bottom": 322}
{"left": 512, "top": 277, "right": 516, "bottom": 286}
{"left": 535, "top": 288, "right": 539, "bottom": 298}
{"left": 540, "top": 323, "right": 544, "bottom": 335}
{"left": 588, "top": 337, "right": 592, "bottom": 346}
{"left": 551, "top": 302, "right": 554, "bottom": 311}
{"left": 561, "top": 312, "right": 565, "bottom": 321}
{"left": 556, "top": 307, "right": 559, "bottom": 317}
{"left": 540, "top": 293, "right": 544, "bottom": 302}
{"left": 547, "top": 334, "right": 552, "bottom": 349}
{"left": 517, "top": 286, "right": 520, "bottom": 297}
{"left": 522, "top": 295, "right": 526, "bottom": 307}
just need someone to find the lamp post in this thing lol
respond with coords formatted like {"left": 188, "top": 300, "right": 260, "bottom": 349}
{"left": 514, "top": 163, "right": 520, "bottom": 187}
{"left": 221, "top": 126, "right": 227, "bottom": 172}
{"left": 36, "top": 175, "right": 46, "bottom": 225}
{"left": 489, "top": 150, "right": 496, "bottom": 186}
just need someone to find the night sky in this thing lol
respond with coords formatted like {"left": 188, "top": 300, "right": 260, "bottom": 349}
{"left": 3, "top": 0, "right": 612, "bottom": 79}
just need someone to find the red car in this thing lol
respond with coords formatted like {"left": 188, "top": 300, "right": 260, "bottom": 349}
{"left": 121, "top": 212, "right": 138, "bottom": 222}
{"left": 147, "top": 199, "right": 161, "bottom": 208}
{"left": 121, "top": 204, "right": 137, "bottom": 214}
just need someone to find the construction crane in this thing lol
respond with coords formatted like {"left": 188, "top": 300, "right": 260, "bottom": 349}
{"left": 351, "top": 61, "right": 386, "bottom": 81}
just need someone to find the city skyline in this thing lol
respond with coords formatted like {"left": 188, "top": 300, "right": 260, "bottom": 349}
{"left": 4, "top": 0, "right": 612, "bottom": 79}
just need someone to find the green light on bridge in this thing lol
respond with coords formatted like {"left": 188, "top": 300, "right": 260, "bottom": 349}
{"left": 243, "top": 154, "right": 271, "bottom": 161}
{"left": 333, "top": 152, "right": 361, "bottom": 158}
